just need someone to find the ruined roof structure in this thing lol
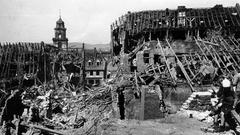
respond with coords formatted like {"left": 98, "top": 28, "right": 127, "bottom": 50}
{"left": 111, "top": 3, "right": 240, "bottom": 56}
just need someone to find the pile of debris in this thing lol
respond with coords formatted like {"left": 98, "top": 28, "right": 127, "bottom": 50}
{"left": 0, "top": 80, "right": 114, "bottom": 135}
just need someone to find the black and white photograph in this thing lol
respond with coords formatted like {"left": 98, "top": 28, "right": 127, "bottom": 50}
{"left": 0, "top": 0, "right": 240, "bottom": 134}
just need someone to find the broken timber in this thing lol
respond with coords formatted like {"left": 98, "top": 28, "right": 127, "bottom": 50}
{"left": 166, "top": 39, "right": 195, "bottom": 92}
{"left": 157, "top": 39, "right": 176, "bottom": 85}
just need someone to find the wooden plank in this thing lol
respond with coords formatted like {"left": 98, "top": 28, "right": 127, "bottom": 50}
{"left": 231, "top": 110, "right": 240, "bottom": 125}
{"left": 200, "top": 9, "right": 207, "bottom": 27}
{"left": 140, "top": 85, "right": 146, "bottom": 120}
{"left": 22, "top": 123, "right": 66, "bottom": 135}
{"left": 166, "top": 39, "right": 195, "bottom": 92}
{"left": 197, "top": 39, "right": 222, "bottom": 69}
{"left": 231, "top": 36, "right": 240, "bottom": 47}
{"left": 216, "top": 8, "right": 225, "bottom": 27}
{"left": 230, "top": 7, "right": 240, "bottom": 26}
{"left": 194, "top": 37, "right": 209, "bottom": 60}
{"left": 223, "top": 37, "right": 240, "bottom": 62}
{"left": 226, "top": 7, "right": 236, "bottom": 26}
{"left": 218, "top": 38, "right": 240, "bottom": 70}
{"left": 183, "top": 55, "right": 195, "bottom": 77}
{"left": 219, "top": 47, "right": 237, "bottom": 72}
{"left": 203, "top": 10, "right": 211, "bottom": 27}
{"left": 213, "top": 8, "right": 222, "bottom": 27}
{"left": 209, "top": 45, "right": 231, "bottom": 73}
{"left": 209, "top": 9, "right": 217, "bottom": 27}
{"left": 157, "top": 39, "right": 176, "bottom": 85}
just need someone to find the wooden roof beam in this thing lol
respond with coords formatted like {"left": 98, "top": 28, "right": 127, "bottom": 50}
{"left": 214, "top": 8, "right": 222, "bottom": 27}
{"left": 209, "top": 9, "right": 218, "bottom": 27}
{"left": 208, "top": 9, "right": 216, "bottom": 27}
{"left": 200, "top": 9, "right": 207, "bottom": 27}
{"left": 195, "top": 9, "right": 201, "bottom": 28}
{"left": 226, "top": 7, "right": 236, "bottom": 26}
{"left": 204, "top": 10, "right": 211, "bottom": 27}
{"left": 230, "top": 7, "right": 240, "bottom": 26}
{"left": 192, "top": 10, "right": 197, "bottom": 27}
{"left": 216, "top": 8, "right": 226, "bottom": 27}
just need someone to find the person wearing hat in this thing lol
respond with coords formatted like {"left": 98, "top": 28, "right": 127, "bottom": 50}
{"left": 216, "top": 78, "right": 237, "bottom": 132}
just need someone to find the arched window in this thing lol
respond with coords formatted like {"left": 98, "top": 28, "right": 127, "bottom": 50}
{"left": 96, "top": 59, "right": 100, "bottom": 66}
{"left": 88, "top": 60, "right": 92, "bottom": 66}
{"left": 58, "top": 34, "right": 62, "bottom": 39}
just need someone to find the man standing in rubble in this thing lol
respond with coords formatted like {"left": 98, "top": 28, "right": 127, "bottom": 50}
{"left": 217, "top": 77, "right": 237, "bottom": 132}
{"left": 117, "top": 87, "right": 125, "bottom": 120}
{"left": 0, "top": 89, "right": 28, "bottom": 135}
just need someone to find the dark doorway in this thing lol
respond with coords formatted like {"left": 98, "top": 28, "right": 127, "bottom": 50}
{"left": 172, "top": 30, "right": 186, "bottom": 40}
{"left": 154, "top": 55, "right": 160, "bottom": 64}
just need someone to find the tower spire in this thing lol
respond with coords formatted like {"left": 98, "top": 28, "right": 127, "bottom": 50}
{"left": 59, "top": 9, "right": 61, "bottom": 18}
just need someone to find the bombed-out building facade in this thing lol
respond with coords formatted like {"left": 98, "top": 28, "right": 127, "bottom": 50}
{"left": 110, "top": 4, "right": 240, "bottom": 120}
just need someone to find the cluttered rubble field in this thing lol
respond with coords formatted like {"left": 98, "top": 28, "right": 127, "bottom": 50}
{"left": 2, "top": 3, "right": 240, "bottom": 135}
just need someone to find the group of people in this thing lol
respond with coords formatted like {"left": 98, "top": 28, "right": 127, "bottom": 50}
{"left": 208, "top": 70, "right": 240, "bottom": 133}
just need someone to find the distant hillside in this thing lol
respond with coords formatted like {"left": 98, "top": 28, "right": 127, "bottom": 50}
{"left": 68, "top": 42, "right": 110, "bottom": 51}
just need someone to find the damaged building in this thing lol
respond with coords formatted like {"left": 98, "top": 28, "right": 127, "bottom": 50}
{"left": 110, "top": 3, "right": 240, "bottom": 120}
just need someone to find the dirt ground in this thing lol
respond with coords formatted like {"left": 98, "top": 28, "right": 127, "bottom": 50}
{"left": 99, "top": 113, "right": 232, "bottom": 135}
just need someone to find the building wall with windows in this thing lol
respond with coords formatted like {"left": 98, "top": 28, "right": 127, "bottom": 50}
{"left": 85, "top": 60, "right": 107, "bottom": 86}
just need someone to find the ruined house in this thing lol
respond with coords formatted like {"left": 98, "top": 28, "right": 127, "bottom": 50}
{"left": 110, "top": 3, "right": 240, "bottom": 120}
{"left": 85, "top": 48, "right": 108, "bottom": 86}
{"left": 111, "top": 4, "right": 240, "bottom": 56}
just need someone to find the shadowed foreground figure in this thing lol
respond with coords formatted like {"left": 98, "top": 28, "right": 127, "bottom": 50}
{"left": 0, "top": 89, "right": 28, "bottom": 135}
{"left": 117, "top": 88, "right": 125, "bottom": 120}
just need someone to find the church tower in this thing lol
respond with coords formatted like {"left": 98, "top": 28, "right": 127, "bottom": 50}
{"left": 52, "top": 16, "right": 68, "bottom": 50}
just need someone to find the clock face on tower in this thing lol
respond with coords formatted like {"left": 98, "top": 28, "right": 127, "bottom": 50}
{"left": 53, "top": 17, "right": 68, "bottom": 49}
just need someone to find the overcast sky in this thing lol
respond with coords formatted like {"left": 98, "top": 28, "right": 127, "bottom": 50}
{"left": 0, "top": 0, "right": 239, "bottom": 44}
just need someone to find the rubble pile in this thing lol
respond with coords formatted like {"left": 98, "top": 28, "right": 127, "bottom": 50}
{"left": 0, "top": 80, "right": 114, "bottom": 135}
{"left": 188, "top": 95, "right": 212, "bottom": 111}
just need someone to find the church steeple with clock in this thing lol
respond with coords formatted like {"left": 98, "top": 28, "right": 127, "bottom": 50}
{"left": 52, "top": 14, "right": 68, "bottom": 49}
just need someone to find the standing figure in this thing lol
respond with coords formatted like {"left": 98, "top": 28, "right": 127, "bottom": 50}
{"left": 217, "top": 78, "right": 236, "bottom": 132}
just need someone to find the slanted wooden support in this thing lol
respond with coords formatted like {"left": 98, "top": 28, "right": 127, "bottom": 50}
{"left": 166, "top": 39, "right": 195, "bottom": 92}
{"left": 219, "top": 48, "right": 237, "bottom": 72}
{"left": 222, "top": 38, "right": 240, "bottom": 62}
{"left": 209, "top": 9, "right": 217, "bottom": 27}
{"left": 195, "top": 52, "right": 203, "bottom": 61}
{"left": 230, "top": 7, "right": 240, "bottom": 26}
{"left": 230, "top": 36, "right": 240, "bottom": 48}
{"left": 225, "top": 36, "right": 240, "bottom": 50}
{"left": 199, "top": 9, "right": 207, "bottom": 27}
{"left": 140, "top": 85, "right": 146, "bottom": 120}
{"left": 194, "top": 37, "right": 210, "bottom": 61}
{"left": 231, "top": 110, "right": 240, "bottom": 125}
{"left": 189, "top": 52, "right": 197, "bottom": 70}
{"left": 213, "top": 8, "right": 221, "bottom": 27}
{"left": 226, "top": 7, "right": 236, "bottom": 26}
{"left": 157, "top": 39, "right": 176, "bottom": 85}
{"left": 134, "top": 70, "right": 140, "bottom": 92}
{"left": 217, "top": 8, "right": 226, "bottom": 27}
{"left": 22, "top": 123, "right": 66, "bottom": 135}
{"left": 209, "top": 45, "right": 231, "bottom": 73}
{"left": 197, "top": 39, "right": 219, "bottom": 46}
{"left": 218, "top": 38, "right": 240, "bottom": 70}
{"left": 197, "top": 38, "right": 223, "bottom": 73}
{"left": 204, "top": 10, "right": 211, "bottom": 27}
{"left": 183, "top": 55, "right": 195, "bottom": 77}
{"left": 232, "top": 7, "right": 240, "bottom": 26}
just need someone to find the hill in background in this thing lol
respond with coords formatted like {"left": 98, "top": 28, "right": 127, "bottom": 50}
{"left": 68, "top": 42, "right": 110, "bottom": 51}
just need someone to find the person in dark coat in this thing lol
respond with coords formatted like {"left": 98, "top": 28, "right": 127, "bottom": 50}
{"left": 217, "top": 78, "right": 237, "bottom": 132}
{"left": 0, "top": 89, "right": 28, "bottom": 135}
{"left": 117, "top": 87, "right": 125, "bottom": 120}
